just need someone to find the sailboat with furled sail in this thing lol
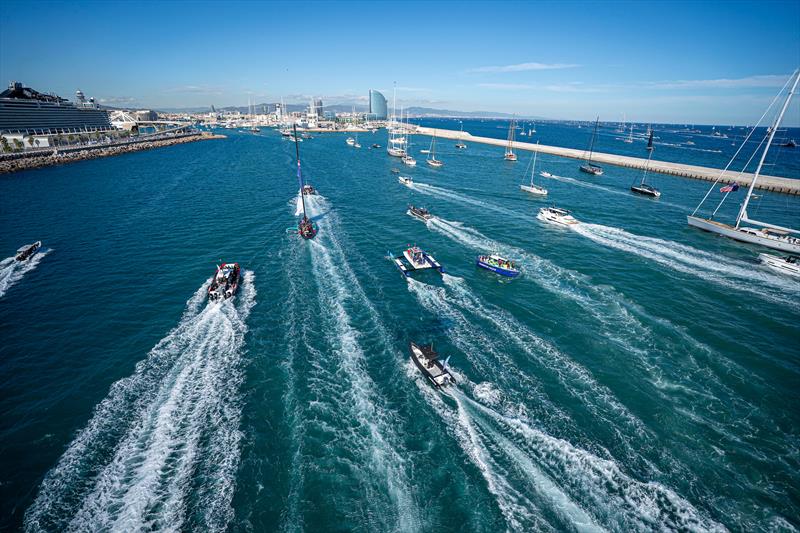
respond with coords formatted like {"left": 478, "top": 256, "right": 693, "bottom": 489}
{"left": 580, "top": 117, "right": 603, "bottom": 175}
{"left": 519, "top": 141, "right": 547, "bottom": 196}
{"left": 504, "top": 118, "right": 518, "bottom": 161}
{"left": 687, "top": 69, "right": 800, "bottom": 254}
{"left": 293, "top": 125, "right": 317, "bottom": 239}
{"left": 631, "top": 129, "right": 660, "bottom": 197}
{"left": 426, "top": 130, "right": 443, "bottom": 167}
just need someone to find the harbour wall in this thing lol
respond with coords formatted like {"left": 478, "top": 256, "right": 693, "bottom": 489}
{"left": 412, "top": 126, "right": 800, "bottom": 196}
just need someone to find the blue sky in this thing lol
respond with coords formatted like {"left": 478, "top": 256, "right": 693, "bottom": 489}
{"left": 1, "top": 0, "right": 799, "bottom": 124}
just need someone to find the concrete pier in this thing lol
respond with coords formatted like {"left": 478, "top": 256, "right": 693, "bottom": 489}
{"left": 413, "top": 126, "right": 800, "bottom": 196}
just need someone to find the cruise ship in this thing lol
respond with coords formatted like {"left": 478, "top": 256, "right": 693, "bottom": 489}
{"left": 0, "top": 81, "right": 112, "bottom": 135}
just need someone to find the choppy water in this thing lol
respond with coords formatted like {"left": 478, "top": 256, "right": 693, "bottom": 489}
{"left": 1, "top": 123, "right": 798, "bottom": 532}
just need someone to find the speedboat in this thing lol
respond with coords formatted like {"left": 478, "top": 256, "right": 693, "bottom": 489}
{"left": 782, "top": 139, "right": 796, "bottom": 148}
{"left": 537, "top": 207, "right": 580, "bottom": 227}
{"left": 371, "top": 143, "right": 381, "bottom": 149}
{"left": 279, "top": 128, "right": 292, "bottom": 137}
{"left": 409, "top": 342, "right": 454, "bottom": 388}
{"left": 419, "top": 149, "right": 430, "bottom": 154}
{"left": 298, "top": 216, "right": 317, "bottom": 239}
{"left": 15, "top": 241, "right": 41, "bottom": 261}
{"left": 208, "top": 263, "right": 241, "bottom": 301}
{"left": 302, "top": 184, "right": 316, "bottom": 195}
{"left": 540, "top": 171, "right": 552, "bottom": 178}
{"left": 407, "top": 205, "right": 432, "bottom": 221}
{"left": 685, "top": 140, "right": 696, "bottom": 146}
{"left": 579, "top": 163, "right": 603, "bottom": 176}
{"left": 346, "top": 137, "right": 355, "bottom": 146}
{"left": 476, "top": 254, "right": 520, "bottom": 277}
{"left": 391, "top": 168, "right": 401, "bottom": 174}
{"left": 250, "top": 127, "right": 260, "bottom": 133}
{"left": 630, "top": 183, "right": 661, "bottom": 198}
{"left": 402, "top": 155, "right": 417, "bottom": 166}
{"left": 354, "top": 142, "right": 361, "bottom": 148}
{"left": 455, "top": 141, "right": 467, "bottom": 149}
{"left": 391, "top": 246, "right": 443, "bottom": 277}
{"left": 398, "top": 176, "right": 413, "bottom": 187}
{"left": 759, "top": 253, "right": 800, "bottom": 277}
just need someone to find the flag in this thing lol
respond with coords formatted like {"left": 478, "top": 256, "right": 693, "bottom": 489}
{"left": 720, "top": 183, "right": 739, "bottom": 193}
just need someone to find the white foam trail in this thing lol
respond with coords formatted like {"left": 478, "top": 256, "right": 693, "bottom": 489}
{"left": 294, "top": 194, "right": 424, "bottom": 531}
{"left": 412, "top": 182, "right": 519, "bottom": 218}
{"left": 411, "top": 372, "right": 557, "bottom": 532}
{"left": 457, "top": 391, "right": 725, "bottom": 532}
{"left": 540, "top": 174, "right": 689, "bottom": 211}
{"left": 25, "top": 275, "right": 256, "bottom": 533}
{"left": 573, "top": 223, "right": 800, "bottom": 308}
{"left": 0, "top": 249, "right": 49, "bottom": 298}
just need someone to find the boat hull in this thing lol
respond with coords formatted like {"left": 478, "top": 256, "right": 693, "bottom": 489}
{"left": 476, "top": 259, "right": 520, "bottom": 277}
{"left": 15, "top": 241, "right": 41, "bottom": 261}
{"left": 759, "top": 253, "right": 800, "bottom": 277}
{"left": 520, "top": 184, "right": 547, "bottom": 196}
{"left": 409, "top": 342, "right": 453, "bottom": 388}
{"left": 631, "top": 185, "right": 661, "bottom": 198}
{"left": 687, "top": 216, "right": 800, "bottom": 254}
{"left": 579, "top": 164, "right": 603, "bottom": 176}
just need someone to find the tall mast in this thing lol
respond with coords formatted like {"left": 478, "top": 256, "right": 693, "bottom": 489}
{"left": 735, "top": 68, "right": 800, "bottom": 228}
{"left": 531, "top": 141, "right": 539, "bottom": 186}
{"left": 588, "top": 116, "right": 599, "bottom": 161}
{"left": 294, "top": 124, "right": 309, "bottom": 220}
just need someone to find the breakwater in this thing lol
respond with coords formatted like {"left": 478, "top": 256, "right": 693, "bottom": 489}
{"left": 414, "top": 126, "right": 800, "bottom": 195}
{"left": 0, "top": 132, "right": 225, "bottom": 174}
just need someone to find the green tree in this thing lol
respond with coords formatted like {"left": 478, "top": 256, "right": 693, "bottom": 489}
{"left": 13, "top": 138, "right": 23, "bottom": 151}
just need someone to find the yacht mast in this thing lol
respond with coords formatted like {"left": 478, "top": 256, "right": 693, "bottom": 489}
{"left": 294, "top": 124, "right": 309, "bottom": 221}
{"left": 735, "top": 68, "right": 800, "bottom": 228}
{"left": 530, "top": 142, "right": 539, "bottom": 186}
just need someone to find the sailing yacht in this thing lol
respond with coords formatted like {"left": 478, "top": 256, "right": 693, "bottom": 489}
{"left": 455, "top": 121, "right": 467, "bottom": 149}
{"left": 623, "top": 124, "right": 634, "bottom": 143}
{"left": 426, "top": 131, "right": 443, "bottom": 167}
{"left": 687, "top": 69, "right": 800, "bottom": 254}
{"left": 387, "top": 99, "right": 407, "bottom": 157}
{"left": 504, "top": 118, "right": 517, "bottom": 161}
{"left": 293, "top": 125, "right": 317, "bottom": 240}
{"left": 631, "top": 130, "right": 660, "bottom": 198}
{"left": 579, "top": 117, "right": 603, "bottom": 175}
{"left": 519, "top": 142, "right": 547, "bottom": 196}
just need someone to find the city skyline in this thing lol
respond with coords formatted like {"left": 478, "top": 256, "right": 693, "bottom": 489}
{"left": 2, "top": 0, "right": 799, "bottom": 125}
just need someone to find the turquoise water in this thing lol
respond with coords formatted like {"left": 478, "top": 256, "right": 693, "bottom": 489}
{"left": 1, "top": 125, "right": 799, "bottom": 531}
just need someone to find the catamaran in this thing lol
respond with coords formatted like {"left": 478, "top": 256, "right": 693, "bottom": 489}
{"left": 504, "top": 118, "right": 518, "bottom": 161}
{"left": 579, "top": 117, "right": 603, "bottom": 175}
{"left": 293, "top": 125, "right": 317, "bottom": 239}
{"left": 427, "top": 131, "right": 443, "bottom": 167}
{"left": 631, "top": 130, "right": 661, "bottom": 198}
{"left": 687, "top": 69, "right": 800, "bottom": 254}
{"left": 391, "top": 246, "right": 444, "bottom": 277}
{"left": 520, "top": 142, "right": 547, "bottom": 196}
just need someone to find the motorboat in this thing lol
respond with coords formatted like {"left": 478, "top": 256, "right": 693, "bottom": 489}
{"left": 301, "top": 133, "right": 313, "bottom": 139}
{"left": 402, "top": 155, "right": 417, "bottom": 166}
{"left": 250, "top": 127, "right": 260, "bottom": 133}
{"left": 346, "top": 137, "right": 356, "bottom": 146}
{"left": 540, "top": 171, "right": 552, "bottom": 178}
{"left": 455, "top": 141, "right": 467, "bottom": 149}
{"left": 294, "top": 124, "right": 317, "bottom": 240}
{"left": 476, "top": 254, "right": 520, "bottom": 277}
{"left": 420, "top": 149, "right": 430, "bottom": 154}
{"left": 538, "top": 206, "right": 580, "bottom": 227}
{"left": 631, "top": 183, "right": 661, "bottom": 198}
{"left": 579, "top": 163, "right": 603, "bottom": 176}
{"left": 391, "top": 168, "right": 401, "bottom": 174}
{"left": 407, "top": 205, "right": 432, "bottom": 221}
{"left": 782, "top": 139, "right": 796, "bottom": 148}
{"left": 279, "top": 128, "right": 292, "bottom": 137}
{"left": 409, "top": 342, "right": 455, "bottom": 388}
{"left": 208, "top": 263, "right": 241, "bottom": 301}
{"left": 15, "top": 241, "right": 41, "bottom": 261}
{"left": 302, "top": 184, "right": 316, "bottom": 195}
{"left": 759, "top": 253, "right": 800, "bottom": 277}
{"left": 371, "top": 143, "right": 381, "bottom": 149}
{"left": 398, "top": 176, "right": 413, "bottom": 187}
{"left": 354, "top": 142, "right": 361, "bottom": 148}
{"left": 391, "top": 246, "right": 444, "bottom": 277}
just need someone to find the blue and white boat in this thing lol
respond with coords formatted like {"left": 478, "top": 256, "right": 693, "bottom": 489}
{"left": 476, "top": 254, "right": 520, "bottom": 277}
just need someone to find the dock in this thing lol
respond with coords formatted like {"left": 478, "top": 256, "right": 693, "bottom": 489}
{"left": 413, "top": 126, "right": 800, "bottom": 196}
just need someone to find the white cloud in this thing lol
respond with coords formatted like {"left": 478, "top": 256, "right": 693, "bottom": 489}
{"left": 468, "top": 62, "right": 580, "bottom": 73}
{"left": 641, "top": 74, "right": 790, "bottom": 89}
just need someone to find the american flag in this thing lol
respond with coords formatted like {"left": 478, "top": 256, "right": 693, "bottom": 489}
{"left": 720, "top": 183, "right": 739, "bottom": 193}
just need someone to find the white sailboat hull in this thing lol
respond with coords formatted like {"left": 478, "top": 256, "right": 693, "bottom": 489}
{"left": 520, "top": 184, "right": 547, "bottom": 196}
{"left": 687, "top": 216, "right": 800, "bottom": 254}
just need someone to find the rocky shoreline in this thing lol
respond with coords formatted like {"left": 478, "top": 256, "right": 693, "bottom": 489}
{"left": 0, "top": 132, "right": 225, "bottom": 174}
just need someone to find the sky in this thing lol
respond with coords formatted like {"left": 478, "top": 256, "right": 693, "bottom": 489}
{"left": 1, "top": 0, "right": 799, "bottom": 125}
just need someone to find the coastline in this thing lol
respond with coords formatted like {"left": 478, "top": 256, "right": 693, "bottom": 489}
{"left": 413, "top": 126, "right": 800, "bottom": 196}
{"left": 0, "top": 132, "right": 226, "bottom": 174}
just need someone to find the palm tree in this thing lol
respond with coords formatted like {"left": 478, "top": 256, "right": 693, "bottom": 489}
{"left": 13, "top": 138, "right": 23, "bottom": 151}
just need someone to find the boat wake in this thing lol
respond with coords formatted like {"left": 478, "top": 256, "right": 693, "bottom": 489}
{"left": 541, "top": 173, "right": 688, "bottom": 210}
{"left": 25, "top": 274, "right": 256, "bottom": 533}
{"left": 414, "top": 368, "right": 723, "bottom": 532}
{"left": 412, "top": 182, "right": 519, "bottom": 218}
{"left": 284, "top": 193, "right": 423, "bottom": 531}
{"left": 573, "top": 223, "right": 800, "bottom": 308}
{"left": 0, "top": 249, "right": 49, "bottom": 299}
